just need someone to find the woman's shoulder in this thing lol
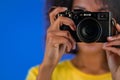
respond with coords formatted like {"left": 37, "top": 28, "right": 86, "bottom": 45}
{"left": 52, "top": 60, "right": 72, "bottom": 80}
{"left": 30, "top": 60, "right": 70, "bottom": 72}
{"left": 26, "top": 60, "right": 71, "bottom": 80}
{"left": 54, "top": 60, "right": 71, "bottom": 70}
{"left": 26, "top": 65, "right": 39, "bottom": 80}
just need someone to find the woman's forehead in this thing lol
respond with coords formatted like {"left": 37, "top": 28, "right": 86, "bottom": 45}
{"left": 72, "top": 0, "right": 107, "bottom": 12}
{"left": 73, "top": 0, "right": 104, "bottom": 5}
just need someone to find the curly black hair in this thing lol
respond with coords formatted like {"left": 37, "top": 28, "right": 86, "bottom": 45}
{"left": 108, "top": 0, "right": 120, "bottom": 23}
{"left": 45, "top": 0, "right": 73, "bottom": 26}
{"left": 45, "top": 0, "right": 120, "bottom": 24}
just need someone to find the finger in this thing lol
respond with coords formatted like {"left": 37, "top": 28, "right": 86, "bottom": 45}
{"left": 51, "top": 16, "right": 76, "bottom": 31}
{"left": 51, "top": 31, "right": 76, "bottom": 49}
{"left": 103, "top": 46, "right": 120, "bottom": 56}
{"left": 54, "top": 36, "right": 72, "bottom": 53}
{"left": 47, "top": 35, "right": 72, "bottom": 52}
{"left": 49, "top": 7, "right": 68, "bottom": 25}
{"left": 106, "top": 50, "right": 119, "bottom": 74}
{"left": 116, "top": 23, "right": 120, "bottom": 32}
{"left": 107, "top": 34, "right": 120, "bottom": 41}
{"left": 105, "top": 40, "right": 120, "bottom": 47}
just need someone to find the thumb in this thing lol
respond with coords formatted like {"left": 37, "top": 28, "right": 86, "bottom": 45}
{"left": 106, "top": 50, "right": 119, "bottom": 73}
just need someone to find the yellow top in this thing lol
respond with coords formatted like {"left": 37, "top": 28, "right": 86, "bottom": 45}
{"left": 26, "top": 60, "right": 112, "bottom": 80}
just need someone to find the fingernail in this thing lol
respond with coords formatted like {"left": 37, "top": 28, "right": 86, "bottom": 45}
{"left": 71, "top": 24, "right": 76, "bottom": 31}
{"left": 117, "top": 24, "right": 120, "bottom": 27}
{"left": 116, "top": 24, "right": 120, "bottom": 31}
{"left": 103, "top": 43, "right": 107, "bottom": 48}
{"left": 63, "top": 7, "right": 68, "bottom": 10}
{"left": 73, "top": 44, "right": 76, "bottom": 49}
{"left": 74, "top": 25, "right": 76, "bottom": 30}
{"left": 108, "top": 36, "right": 114, "bottom": 40}
{"left": 54, "top": 44, "right": 59, "bottom": 48}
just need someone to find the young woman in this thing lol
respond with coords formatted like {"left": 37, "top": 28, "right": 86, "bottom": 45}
{"left": 26, "top": 0, "right": 120, "bottom": 80}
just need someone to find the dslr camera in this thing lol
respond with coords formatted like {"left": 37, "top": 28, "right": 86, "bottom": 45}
{"left": 57, "top": 9, "right": 117, "bottom": 43}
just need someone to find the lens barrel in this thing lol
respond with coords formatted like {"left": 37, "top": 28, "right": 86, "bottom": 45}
{"left": 77, "top": 18, "right": 102, "bottom": 43}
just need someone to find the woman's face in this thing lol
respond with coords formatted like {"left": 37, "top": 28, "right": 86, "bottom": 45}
{"left": 72, "top": 0, "right": 108, "bottom": 52}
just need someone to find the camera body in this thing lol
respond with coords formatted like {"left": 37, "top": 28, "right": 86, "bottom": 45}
{"left": 58, "top": 10, "right": 116, "bottom": 43}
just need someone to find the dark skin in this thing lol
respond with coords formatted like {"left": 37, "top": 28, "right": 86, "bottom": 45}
{"left": 71, "top": 0, "right": 110, "bottom": 75}
{"left": 37, "top": 0, "right": 120, "bottom": 80}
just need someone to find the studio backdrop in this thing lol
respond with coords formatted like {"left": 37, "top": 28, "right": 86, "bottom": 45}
{"left": 0, "top": 0, "right": 74, "bottom": 80}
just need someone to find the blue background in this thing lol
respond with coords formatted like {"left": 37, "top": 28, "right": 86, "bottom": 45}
{"left": 0, "top": 0, "right": 74, "bottom": 80}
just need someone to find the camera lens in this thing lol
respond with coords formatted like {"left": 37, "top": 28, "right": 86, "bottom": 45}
{"left": 77, "top": 18, "right": 102, "bottom": 43}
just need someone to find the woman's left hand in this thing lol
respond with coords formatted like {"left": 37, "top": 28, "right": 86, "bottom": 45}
{"left": 103, "top": 23, "right": 120, "bottom": 80}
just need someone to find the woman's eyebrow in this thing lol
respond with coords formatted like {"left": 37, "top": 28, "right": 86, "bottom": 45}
{"left": 73, "top": 6, "right": 87, "bottom": 11}
{"left": 98, "top": 7, "right": 108, "bottom": 11}
{"left": 73, "top": 6, "right": 108, "bottom": 12}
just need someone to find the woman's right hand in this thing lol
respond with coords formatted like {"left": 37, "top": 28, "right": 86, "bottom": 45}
{"left": 42, "top": 7, "right": 76, "bottom": 68}
{"left": 37, "top": 7, "right": 76, "bottom": 80}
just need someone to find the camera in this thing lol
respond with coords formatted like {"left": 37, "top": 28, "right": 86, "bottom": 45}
{"left": 57, "top": 9, "right": 117, "bottom": 43}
